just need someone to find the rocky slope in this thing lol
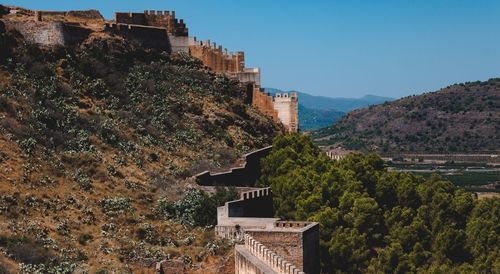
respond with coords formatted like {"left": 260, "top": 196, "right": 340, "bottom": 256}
{"left": 313, "top": 80, "right": 500, "bottom": 153}
{"left": 0, "top": 19, "right": 281, "bottom": 273}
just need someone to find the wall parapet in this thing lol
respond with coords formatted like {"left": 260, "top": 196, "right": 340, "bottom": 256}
{"left": 243, "top": 234, "right": 305, "bottom": 274}
{"left": 195, "top": 146, "right": 272, "bottom": 186}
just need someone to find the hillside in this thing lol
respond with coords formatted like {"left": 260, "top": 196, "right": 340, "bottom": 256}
{"left": 0, "top": 21, "right": 281, "bottom": 273}
{"left": 265, "top": 88, "right": 393, "bottom": 130}
{"left": 313, "top": 80, "right": 500, "bottom": 153}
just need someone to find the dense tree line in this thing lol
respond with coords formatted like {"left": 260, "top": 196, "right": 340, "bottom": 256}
{"left": 259, "top": 134, "right": 499, "bottom": 273}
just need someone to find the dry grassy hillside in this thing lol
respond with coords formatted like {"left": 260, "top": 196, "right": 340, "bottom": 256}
{"left": 0, "top": 20, "right": 281, "bottom": 273}
{"left": 313, "top": 80, "right": 500, "bottom": 153}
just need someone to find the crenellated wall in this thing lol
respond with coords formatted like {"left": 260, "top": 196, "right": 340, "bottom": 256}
{"left": 235, "top": 234, "right": 306, "bottom": 274}
{"left": 273, "top": 92, "right": 298, "bottom": 133}
{"left": 115, "top": 10, "right": 188, "bottom": 36}
{"left": 195, "top": 146, "right": 272, "bottom": 187}
{"left": 188, "top": 38, "right": 244, "bottom": 73}
{"left": 252, "top": 88, "right": 298, "bottom": 132}
{"left": 214, "top": 185, "right": 320, "bottom": 274}
{"left": 252, "top": 86, "right": 280, "bottom": 121}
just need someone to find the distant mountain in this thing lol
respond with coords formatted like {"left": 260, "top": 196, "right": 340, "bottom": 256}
{"left": 264, "top": 88, "right": 394, "bottom": 130}
{"left": 312, "top": 79, "right": 500, "bottom": 153}
{"left": 298, "top": 104, "right": 345, "bottom": 131}
{"left": 265, "top": 88, "right": 393, "bottom": 113}
{"left": 296, "top": 92, "right": 394, "bottom": 113}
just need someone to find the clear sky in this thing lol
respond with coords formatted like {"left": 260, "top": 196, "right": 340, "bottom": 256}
{"left": 4, "top": 0, "right": 500, "bottom": 98}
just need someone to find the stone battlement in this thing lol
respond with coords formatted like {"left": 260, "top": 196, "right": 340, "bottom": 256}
{"left": 195, "top": 146, "right": 272, "bottom": 187}
{"left": 3, "top": 5, "right": 298, "bottom": 132}
{"left": 115, "top": 10, "right": 188, "bottom": 36}
{"left": 214, "top": 185, "right": 320, "bottom": 273}
{"left": 237, "top": 234, "right": 305, "bottom": 274}
{"left": 241, "top": 187, "right": 271, "bottom": 200}
{"left": 252, "top": 88, "right": 299, "bottom": 132}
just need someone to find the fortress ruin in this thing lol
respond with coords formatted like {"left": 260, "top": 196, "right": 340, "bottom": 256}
{"left": 0, "top": 6, "right": 299, "bottom": 132}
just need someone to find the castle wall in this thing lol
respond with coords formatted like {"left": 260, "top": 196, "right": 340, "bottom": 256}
{"left": 273, "top": 92, "right": 298, "bottom": 132}
{"left": 302, "top": 224, "right": 321, "bottom": 274}
{"left": 235, "top": 245, "right": 278, "bottom": 274}
{"left": 195, "top": 146, "right": 272, "bottom": 186}
{"left": 104, "top": 23, "right": 171, "bottom": 52}
{"left": 252, "top": 87, "right": 279, "bottom": 121}
{"left": 3, "top": 20, "right": 65, "bottom": 46}
{"left": 232, "top": 68, "right": 261, "bottom": 86}
{"left": 189, "top": 42, "right": 244, "bottom": 74}
{"left": 115, "top": 10, "right": 188, "bottom": 36}
{"left": 168, "top": 34, "right": 195, "bottom": 53}
{"left": 2, "top": 20, "right": 91, "bottom": 47}
{"left": 227, "top": 188, "right": 274, "bottom": 218}
{"left": 235, "top": 234, "right": 307, "bottom": 274}
{"left": 246, "top": 222, "right": 320, "bottom": 274}
{"left": 33, "top": 10, "right": 104, "bottom": 21}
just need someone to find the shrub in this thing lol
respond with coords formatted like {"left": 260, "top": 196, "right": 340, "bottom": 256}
{"left": 78, "top": 233, "right": 93, "bottom": 245}
{"left": 100, "top": 197, "right": 132, "bottom": 216}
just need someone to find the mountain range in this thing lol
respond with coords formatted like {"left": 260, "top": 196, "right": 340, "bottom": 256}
{"left": 264, "top": 88, "right": 394, "bottom": 130}
{"left": 312, "top": 79, "right": 500, "bottom": 153}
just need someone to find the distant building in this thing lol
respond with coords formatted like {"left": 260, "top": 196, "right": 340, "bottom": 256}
{"left": 324, "top": 147, "right": 352, "bottom": 160}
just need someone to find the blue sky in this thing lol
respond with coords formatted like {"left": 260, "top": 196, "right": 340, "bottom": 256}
{"left": 4, "top": 0, "right": 500, "bottom": 98}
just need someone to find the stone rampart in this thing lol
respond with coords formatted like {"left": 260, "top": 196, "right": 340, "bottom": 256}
{"left": 215, "top": 186, "right": 320, "bottom": 273}
{"left": 115, "top": 10, "right": 188, "bottom": 36}
{"left": 252, "top": 86, "right": 280, "bottom": 122}
{"left": 188, "top": 38, "right": 244, "bottom": 73}
{"left": 104, "top": 23, "right": 171, "bottom": 52}
{"left": 195, "top": 146, "right": 272, "bottom": 186}
{"left": 2, "top": 19, "right": 91, "bottom": 47}
{"left": 235, "top": 234, "right": 305, "bottom": 274}
{"left": 227, "top": 188, "right": 274, "bottom": 218}
{"left": 245, "top": 222, "right": 320, "bottom": 274}
{"left": 252, "top": 88, "right": 299, "bottom": 132}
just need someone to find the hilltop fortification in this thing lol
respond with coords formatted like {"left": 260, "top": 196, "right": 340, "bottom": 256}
{"left": 1, "top": 5, "right": 298, "bottom": 132}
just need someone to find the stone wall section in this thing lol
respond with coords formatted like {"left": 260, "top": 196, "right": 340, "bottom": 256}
{"left": 189, "top": 39, "right": 244, "bottom": 74}
{"left": 2, "top": 19, "right": 91, "bottom": 47}
{"left": 195, "top": 146, "right": 272, "bottom": 186}
{"left": 115, "top": 10, "right": 188, "bottom": 36}
{"left": 235, "top": 234, "right": 305, "bottom": 274}
{"left": 252, "top": 87, "right": 280, "bottom": 121}
{"left": 104, "top": 23, "right": 171, "bottom": 52}
{"left": 213, "top": 184, "right": 320, "bottom": 273}
{"left": 252, "top": 88, "right": 299, "bottom": 132}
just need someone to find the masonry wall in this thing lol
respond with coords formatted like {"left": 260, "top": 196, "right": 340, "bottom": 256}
{"left": 189, "top": 42, "right": 244, "bottom": 73}
{"left": 273, "top": 92, "right": 299, "bottom": 133}
{"left": 115, "top": 10, "right": 188, "bottom": 36}
{"left": 302, "top": 224, "right": 320, "bottom": 274}
{"left": 252, "top": 87, "right": 279, "bottom": 121}
{"left": 196, "top": 146, "right": 272, "bottom": 186}
{"left": 37, "top": 10, "right": 104, "bottom": 20}
{"left": 235, "top": 245, "right": 278, "bottom": 274}
{"left": 246, "top": 231, "right": 303, "bottom": 270}
{"left": 227, "top": 189, "right": 274, "bottom": 218}
{"left": 2, "top": 20, "right": 91, "bottom": 47}
{"left": 246, "top": 223, "right": 320, "bottom": 274}
{"left": 105, "top": 23, "right": 171, "bottom": 52}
